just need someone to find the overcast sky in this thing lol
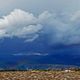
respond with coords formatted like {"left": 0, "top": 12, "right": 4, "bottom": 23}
{"left": 0, "top": 0, "right": 80, "bottom": 15}
{"left": 0, "top": 0, "right": 80, "bottom": 56}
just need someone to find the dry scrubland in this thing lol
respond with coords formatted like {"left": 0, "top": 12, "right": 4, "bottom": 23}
{"left": 0, "top": 70, "right": 79, "bottom": 80}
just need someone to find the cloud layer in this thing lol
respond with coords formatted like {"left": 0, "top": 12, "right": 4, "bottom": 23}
{"left": 0, "top": 9, "right": 80, "bottom": 45}
{"left": 13, "top": 52, "right": 48, "bottom": 56}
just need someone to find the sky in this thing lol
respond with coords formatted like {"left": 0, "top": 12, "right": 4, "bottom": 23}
{"left": 0, "top": 0, "right": 80, "bottom": 14}
{"left": 0, "top": 0, "right": 80, "bottom": 65}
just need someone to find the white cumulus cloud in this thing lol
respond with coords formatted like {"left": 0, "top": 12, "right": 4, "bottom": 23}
{"left": 0, "top": 9, "right": 43, "bottom": 41}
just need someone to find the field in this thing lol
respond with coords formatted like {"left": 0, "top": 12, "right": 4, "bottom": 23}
{"left": 0, "top": 70, "right": 80, "bottom": 80}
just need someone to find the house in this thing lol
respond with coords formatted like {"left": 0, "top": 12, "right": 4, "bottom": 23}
{"left": 64, "top": 69, "right": 71, "bottom": 72}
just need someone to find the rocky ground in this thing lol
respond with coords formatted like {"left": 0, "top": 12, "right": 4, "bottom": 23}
{"left": 0, "top": 70, "right": 80, "bottom": 80}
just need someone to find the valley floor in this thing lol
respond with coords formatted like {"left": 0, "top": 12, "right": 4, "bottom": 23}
{"left": 0, "top": 70, "right": 80, "bottom": 80}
